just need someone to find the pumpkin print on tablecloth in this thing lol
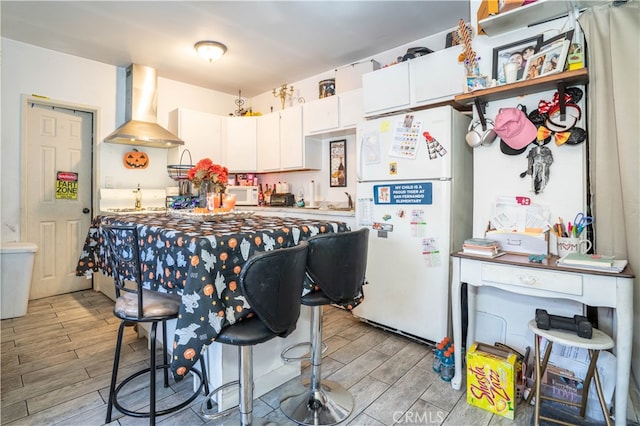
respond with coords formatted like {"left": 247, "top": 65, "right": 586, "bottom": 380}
{"left": 123, "top": 149, "right": 149, "bottom": 169}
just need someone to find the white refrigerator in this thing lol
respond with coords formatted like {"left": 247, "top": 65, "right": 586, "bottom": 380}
{"left": 353, "top": 106, "right": 472, "bottom": 343}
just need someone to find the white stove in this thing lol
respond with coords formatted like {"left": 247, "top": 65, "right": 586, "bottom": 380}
{"left": 99, "top": 188, "right": 168, "bottom": 215}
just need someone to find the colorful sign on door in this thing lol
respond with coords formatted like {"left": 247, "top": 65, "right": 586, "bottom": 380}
{"left": 56, "top": 171, "right": 78, "bottom": 199}
{"left": 373, "top": 182, "right": 432, "bottom": 205}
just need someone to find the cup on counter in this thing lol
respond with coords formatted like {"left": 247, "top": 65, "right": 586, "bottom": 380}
{"left": 222, "top": 193, "right": 237, "bottom": 211}
{"left": 504, "top": 62, "right": 518, "bottom": 84}
{"left": 557, "top": 236, "right": 592, "bottom": 257}
{"left": 207, "top": 193, "right": 222, "bottom": 211}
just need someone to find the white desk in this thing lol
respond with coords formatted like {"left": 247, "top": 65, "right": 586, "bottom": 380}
{"left": 450, "top": 253, "right": 634, "bottom": 426}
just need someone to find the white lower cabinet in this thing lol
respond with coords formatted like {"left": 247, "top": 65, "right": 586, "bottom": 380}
{"left": 167, "top": 108, "right": 222, "bottom": 166}
{"left": 224, "top": 116, "right": 257, "bottom": 172}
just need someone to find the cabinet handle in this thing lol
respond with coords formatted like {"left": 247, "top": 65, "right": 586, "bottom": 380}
{"left": 520, "top": 275, "right": 537, "bottom": 286}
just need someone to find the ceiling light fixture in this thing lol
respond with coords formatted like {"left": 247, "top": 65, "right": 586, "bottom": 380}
{"left": 194, "top": 41, "right": 227, "bottom": 62}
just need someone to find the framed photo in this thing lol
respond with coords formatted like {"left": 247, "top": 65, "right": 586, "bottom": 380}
{"left": 539, "top": 30, "right": 574, "bottom": 52}
{"left": 492, "top": 35, "right": 543, "bottom": 83}
{"left": 466, "top": 75, "right": 488, "bottom": 92}
{"left": 329, "top": 139, "right": 347, "bottom": 187}
{"left": 522, "top": 40, "right": 570, "bottom": 80}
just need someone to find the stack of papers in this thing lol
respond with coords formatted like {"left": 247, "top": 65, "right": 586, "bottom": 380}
{"left": 462, "top": 238, "right": 504, "bottom": 258}
{"left": 491, "top": 196, "right": 550, "bottom": 233}
{"left": 557, "top": 253, "right": 627, "bottom": 273}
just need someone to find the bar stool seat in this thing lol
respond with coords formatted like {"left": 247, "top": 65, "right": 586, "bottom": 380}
{"left": 103, "top": 224, "right": 210, "bottom": 425}
{"left": 526, "top": 319, "right": 614, "bottom": 426}
{"left": 280, "top": 228, "right": 369, "bottom": 426}
{"left": 200, "top": 241, "right": 309, "bottom": 425}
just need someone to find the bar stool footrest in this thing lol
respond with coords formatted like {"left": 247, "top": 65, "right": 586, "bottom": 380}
{"left": 113, "top": 364, "right": 204, "bottom": 419}
{"left": 200, "top": 380, "right": 241, "bottom": 420}
{"left": 280, "top": 340, "right": 327, "bottom": 363}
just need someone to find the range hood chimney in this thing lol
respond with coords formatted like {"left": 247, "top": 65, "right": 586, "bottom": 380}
{"left": 104, "top": 64, "right": 184, "bottom": 148}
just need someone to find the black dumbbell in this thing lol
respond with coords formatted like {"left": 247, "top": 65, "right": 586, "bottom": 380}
{"left": 535, "top": 309, "right": 593, "bottom": 339}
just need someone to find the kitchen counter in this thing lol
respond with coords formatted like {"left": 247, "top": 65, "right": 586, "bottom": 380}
{"left": 236, "top": 206, "right": 355, "bottom": 216}
{"left": 237, "top": 205, "right": 355, "bottom": 229}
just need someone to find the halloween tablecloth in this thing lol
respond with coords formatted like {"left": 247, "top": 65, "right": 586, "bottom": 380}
{"left": 76, "top": 213, "right": 356, "bottom": 380}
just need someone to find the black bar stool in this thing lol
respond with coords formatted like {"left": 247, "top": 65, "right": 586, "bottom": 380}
{"left": 280, "top": 228, "right": 369, "bottom": 425}
{"left": 526, "top": 319, "right": 614, "bottom": 425}
{"left": 200, "top": 241, "right": 309, "bottom": 425}
{"left": 103, "top": 224, "right": 210, "bottom": 425}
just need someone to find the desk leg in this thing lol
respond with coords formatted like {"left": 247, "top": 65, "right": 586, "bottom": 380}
{"left": 451, "top": 257, "right": 463, "bottom": 390}
{"left": 614, "top": 282, "right": 633, "bottom": 426}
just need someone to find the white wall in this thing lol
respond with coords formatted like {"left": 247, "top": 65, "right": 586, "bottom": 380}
{"left": 0, "top": 38, "right": 237, "bottom": 242}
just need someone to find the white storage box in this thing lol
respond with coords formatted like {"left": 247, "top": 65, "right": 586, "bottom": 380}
{"left": 486, "top": 230, "right": 549, "bottom": 255}
{"left": 335, "top": 60, "right": 380, "bottom": 93}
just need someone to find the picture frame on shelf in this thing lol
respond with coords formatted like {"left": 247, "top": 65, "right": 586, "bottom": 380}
{"left": 466, "top": 75, "right": 488, "bottom": 92}
{"left": 539, "top": 30, "right": 575, "bottom": 52}
{"left": 492, "top": 35, "right": 543, "bottom": 83}
{"left": 522, "top": 40, "right": 570, "bottom": 80}
{"left": 329, "top": 139, "right": 347, "bottom": 187}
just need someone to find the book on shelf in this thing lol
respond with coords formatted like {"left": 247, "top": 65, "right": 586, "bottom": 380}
{"left": 461, "top": 240, "right": 504, "bottom": 258}
{"left": 559, "top": 252, "right": 615, "bottom": 267}
{"left": 463, "top": 238, "right": 499, "bottom": 247}
{"left": 557, "top": 257, "right": 628, "bottom": 273}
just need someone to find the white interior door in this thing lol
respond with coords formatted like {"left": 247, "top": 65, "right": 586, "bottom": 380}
{"left": 25, "top": 102, "right": 93, "bottom": 299}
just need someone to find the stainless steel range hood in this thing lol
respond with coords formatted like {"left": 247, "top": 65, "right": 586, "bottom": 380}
{"left": 104, "top": 64, "right": 184, "bottom": 148}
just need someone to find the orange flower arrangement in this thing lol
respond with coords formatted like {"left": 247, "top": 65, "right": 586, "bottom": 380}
{"left": 187, "top": 158, "right": 229, "bottom": 193}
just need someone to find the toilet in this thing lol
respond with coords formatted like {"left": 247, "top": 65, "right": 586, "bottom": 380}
{"left": 1, "top": 242, "right": 38, "bottom": 319}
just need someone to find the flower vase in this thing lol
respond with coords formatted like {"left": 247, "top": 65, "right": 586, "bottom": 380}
{"left": 198, "top": 180, "right": 213, "bottom": 208}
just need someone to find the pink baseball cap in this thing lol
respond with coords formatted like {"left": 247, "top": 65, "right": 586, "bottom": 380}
{"left": 494, "top": 108, "right": 537, "bottom": 150}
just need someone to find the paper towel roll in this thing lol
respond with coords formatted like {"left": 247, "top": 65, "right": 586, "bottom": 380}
{"left": 308, "top": 180, "right": 316, "bottom": 207}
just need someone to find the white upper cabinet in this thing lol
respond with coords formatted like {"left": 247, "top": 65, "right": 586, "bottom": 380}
{"left": 304, "top": 96, "right": 340, "bottom": 134}
{"left": 167, "top": 108, "right": 222, "bottom": 166}
{"left": 410, "top": 46, "right": 464, "bottom": 106}
{"left": 303, "top": 89, "right": 364, "bottom": 136}
{"left": 362, "top": 61, "right": 410, "bottom": 116}
{"left": 281, "top": 106, "right": 320, "bottom": 170}
{"left": 224, "top": 116, "right": 257, "bottom": 172}
{"left": 256, "top": 112, "right": 280, "bottom": 172}
{"left": 339, "top": 89, "right": 363, "bottom": 128}
{"left": 362, "top": 48, "right": 466, "bottom": 117}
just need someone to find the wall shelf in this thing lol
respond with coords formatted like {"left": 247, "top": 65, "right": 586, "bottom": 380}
{"left": 479, "top": 0, "right": 610, "bottom": 36}
{"left": 454, "top": 68, "right": 588, "bottom": 106}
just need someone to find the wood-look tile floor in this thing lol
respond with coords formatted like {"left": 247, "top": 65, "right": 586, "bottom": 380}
{"left": 2, "top": 290, "right": 639, "bottom": 425}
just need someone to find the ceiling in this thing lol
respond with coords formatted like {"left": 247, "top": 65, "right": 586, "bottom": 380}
{"left": 1, "top": 1, "right": 470, "bottom": 97}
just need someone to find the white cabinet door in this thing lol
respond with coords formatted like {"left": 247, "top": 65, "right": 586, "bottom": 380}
{"left": 339, "top": 89, "right": 363, "bottom": 128}
{"left": 280, "top": 106, "right": 308, "bottom": 170}
{"left": 303, "top": 96, "right": 339, "bottom": 135}
{"left": 410, "top": 46, "right": 464, "bottom": 106}
{"left": 224, "top": 117, "right": 257, "bottom": 172}
{"left": 256, "top": 112, "right": 280, "bottom": 172}
{"left": 167, "top": 108, "right": 222, "bottom": 166}
{"left": 362, "top": 61, "right": 410, "bottom": 116}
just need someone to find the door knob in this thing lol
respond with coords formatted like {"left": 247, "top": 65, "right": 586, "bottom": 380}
{"left": 82, "top": 208, "right": 90, "bottom": 214}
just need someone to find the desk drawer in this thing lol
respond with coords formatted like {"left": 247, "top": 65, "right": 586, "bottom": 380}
{"left": 481, "top": 263, "right": 583, "bottom": 296}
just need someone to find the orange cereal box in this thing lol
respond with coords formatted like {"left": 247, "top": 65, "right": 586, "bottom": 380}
{"left": 466, "top": 342, "right": 517, "bottom": 419}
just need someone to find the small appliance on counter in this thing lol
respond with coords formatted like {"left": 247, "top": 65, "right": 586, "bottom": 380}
{"left": 227, "top": 185, "right": 259, "bottom": 206}
{"left": 269, "top": 193, "right": 296, "bottom": 207}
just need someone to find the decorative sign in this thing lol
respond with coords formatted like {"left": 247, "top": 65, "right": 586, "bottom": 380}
{"left": 373, "top": 182, "right": 432, "bottom": 205}
{"left": 56, "top": 171, "right": 78, "bottom": 199}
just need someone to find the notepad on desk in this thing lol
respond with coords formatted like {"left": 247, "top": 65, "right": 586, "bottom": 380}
{"left": 557, "top": 253, "right": 627, "bottom": 273}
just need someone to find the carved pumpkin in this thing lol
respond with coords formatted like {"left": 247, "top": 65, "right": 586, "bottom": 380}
{"left": 123, "top": 149, "right": 149, "bottom": 169}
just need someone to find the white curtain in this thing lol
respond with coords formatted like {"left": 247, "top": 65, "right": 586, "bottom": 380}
{"left": 579, "top": 0, "right": 640, "bottom": 388}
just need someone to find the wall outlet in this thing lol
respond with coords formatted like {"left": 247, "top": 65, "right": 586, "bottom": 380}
{"left": 105, "top": 176, "right": 113, "bottom": 188}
